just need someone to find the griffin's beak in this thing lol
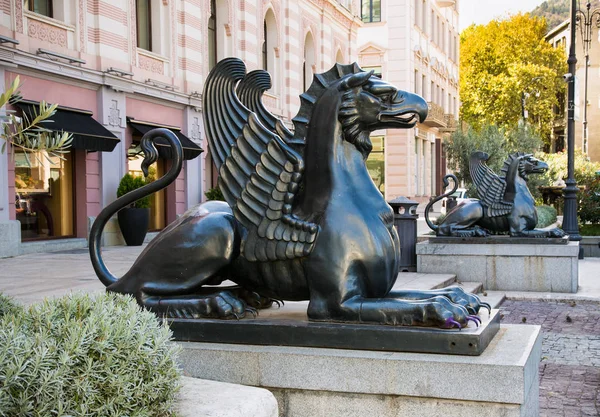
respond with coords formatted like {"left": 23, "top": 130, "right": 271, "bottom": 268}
{"left": 534, "top": 161, "right": 549, "bottom": 173}
{"left": 395, "top": 92, "right": 428, "bottom": 123}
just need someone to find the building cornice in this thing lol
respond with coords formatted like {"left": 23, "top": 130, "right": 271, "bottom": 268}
{"left": 0, "top": 46, "right": 202, "bottom": 109}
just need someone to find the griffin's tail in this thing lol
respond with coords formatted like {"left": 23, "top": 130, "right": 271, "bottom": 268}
{"left": 88, "top": 128, "right": 183, "bottom": 287}
{"left": 424, "top": 174, "right": 459, "bottom": 232}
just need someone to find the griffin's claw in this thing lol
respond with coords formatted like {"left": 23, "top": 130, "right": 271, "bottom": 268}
{"left": 480, "top": 303, "right": 492, "bottom": 314}
{"left": 467, "top": 316, "right": 480, "bottom": 327}
{"left": 273, "top": 300, "right": 282, "bottom": 308}
{"left": 233, "top": 313, "right": 241, "bottom": 320}
{"left": 246, "top": 307, "right": 258, "bottom": 318}
{"left": 444, "top": 318, "right": 462, "bottom": 330}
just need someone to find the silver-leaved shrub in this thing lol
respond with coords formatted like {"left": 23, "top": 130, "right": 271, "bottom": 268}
{"left": 0, "top": 292, "right": 181, "bottom": 416}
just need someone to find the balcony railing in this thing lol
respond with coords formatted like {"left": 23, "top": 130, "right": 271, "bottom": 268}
{"left": 439, "top": 114, "right": 459, "bottom": 133}
{"left": 424, "top": 102, "right": 447, "bottom": 128}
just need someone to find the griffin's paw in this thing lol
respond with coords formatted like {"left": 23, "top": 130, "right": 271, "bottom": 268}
{"left": 548, "top": 228, "right": 566, "bottom": 238}
{"left": 440, "top": 286, "right": 490, "bottom": 315}
{"left": 424, "top": 296, "right": 471, "bottom": 330}
{"left": 169, "top": 291, "right": 247, "bottom": 320}
{"left": 235, "top": 288, "right": 280, "bottom": 310}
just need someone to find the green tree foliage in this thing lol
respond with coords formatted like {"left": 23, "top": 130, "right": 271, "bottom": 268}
{"left": 0, "top": 76, "right": 72, "bottom": 164}
{"left": 117, "top": 173, "right": 152, "bottom": 208}
{"left": 460, "top": 14, "right": 567, "bottom": 146}
{"left": 444, "top": 123, "right": 543, "bottom": 196}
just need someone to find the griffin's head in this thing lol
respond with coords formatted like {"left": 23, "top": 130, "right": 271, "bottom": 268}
{"left": 337, "top": 71, "right": 428, "bottom": 155}
{"left": 292, "top": 63, "right": 428, "bottom": 158}
{"left": 518, "top": 154, "right": 548, "bottom": 180}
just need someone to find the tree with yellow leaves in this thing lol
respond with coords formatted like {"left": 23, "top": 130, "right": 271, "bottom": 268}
{"left": 460, "top": 13, "right": 567, "bottom": 146}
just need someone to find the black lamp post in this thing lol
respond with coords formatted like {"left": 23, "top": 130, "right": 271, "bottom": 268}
{"left": 576, "top": 1, "right": 600, "bottom": 155}
{"left": 563, "top": 0, "right": 582, "bottom": 242}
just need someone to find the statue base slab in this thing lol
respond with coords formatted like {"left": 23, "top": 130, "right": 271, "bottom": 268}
{"left": 168, "top": 304, "right": 500, "bottom": 356}
{"left": 177, "top": 324, "right": 541, "bottom": 417}
{"left": 428, "top": 235, "right": 569, "bottom": 245}
{"left": 417, "top": 240, "right": 579, "bottom": 293}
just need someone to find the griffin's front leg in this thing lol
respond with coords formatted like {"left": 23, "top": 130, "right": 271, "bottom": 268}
{"left": 308, "top": 296, "right": 479, "bottom": 329}
{"left": 389, "top": 287, "right": 491, "bottom": 315}
{"left": 511, "top": 228, "right": 566, "bottom": 238}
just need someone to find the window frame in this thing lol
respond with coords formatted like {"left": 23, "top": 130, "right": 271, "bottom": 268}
{"left": 136, "top": 0, "right": 153, "bottom": 51}
{"left": 361, "top": 0, "right": 381, "bottom": 24}
{"left": 26, "top": 0, "right": 53, "bottom": 18}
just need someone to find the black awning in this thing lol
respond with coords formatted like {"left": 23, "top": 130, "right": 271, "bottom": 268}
{"left": 127, "top": 118, "right": 203, "bottom": 161}
{"left": 15, "top": 100, "right": 119, "bottom": 152}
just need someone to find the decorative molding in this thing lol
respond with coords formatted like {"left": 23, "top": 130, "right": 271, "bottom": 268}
{"left": 27, "top": 18, "right": 68, "bottom": 47}
{"left": 224, "top": 23, "right": 231, "bottom": 37}
{"left": 190, "top": 116, "right": 201, "bottom": 142}
{"left": 138, "top": 52, "right": 165, "bottom": 75}
{"left": 78, "top": 0, "right": 86, "bottom": 53}
{"left": 15, "top": 0, "right": 24, "bottom": 33}
{"left": 171, "top": 0, "right": 176, "bottom": 75}
{"left": 129, "top": 0, "right": 137, "bottom": 66}
{"left": 274, "top": 46, "right": 280, "bottom": 58}
{"left": 108, "top": 99, "right": 122, "bottom": 127}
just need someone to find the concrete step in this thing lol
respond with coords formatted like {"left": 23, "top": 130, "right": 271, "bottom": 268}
{"left": 393, "top": 272, "right": 456, "bottom": 291}
{"left": 452, "top": 281, "right": 484, "bottom": 294}
{"left": 478, "top": 291, "right": 506, "bottom": 309}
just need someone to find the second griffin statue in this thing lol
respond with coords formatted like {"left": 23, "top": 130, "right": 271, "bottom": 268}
{"left": 89, "top": 58, "right": 488, "bottom": 329}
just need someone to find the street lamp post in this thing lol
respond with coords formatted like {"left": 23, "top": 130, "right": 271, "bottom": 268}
{"left": 576, "top": 1, "right": 600, "bottom": 155}
{"left": 563, "top": 0, "right": 582, "bottom": 242}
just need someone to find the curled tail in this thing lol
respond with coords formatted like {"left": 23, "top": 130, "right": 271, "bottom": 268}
{"left": 424, "top": 174, "right": 458, "bottom": 232}
{"left": 89, "top": 128, "right": 183, "bottom": 287}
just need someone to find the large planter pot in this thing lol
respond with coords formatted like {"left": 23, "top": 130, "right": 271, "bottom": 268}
{"left": 118, "top": 208, "right": 150, "bottom": 246}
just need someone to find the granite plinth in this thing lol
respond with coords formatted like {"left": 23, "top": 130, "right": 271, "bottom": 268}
{"left": 428, "top": 235, "right": 569, "bottom": 245}
{"left": 168, "top": 304, "right": 500, "bottom": 356}
{"left": 177, "top": 324, "right": 541, "bottom": 417}
{"left": 417, "top": 240, "right": 579, "bottom": 293}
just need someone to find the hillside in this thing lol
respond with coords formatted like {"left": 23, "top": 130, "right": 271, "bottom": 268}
{"left": 530, "top": 0, "right": 600, "bottom": 30}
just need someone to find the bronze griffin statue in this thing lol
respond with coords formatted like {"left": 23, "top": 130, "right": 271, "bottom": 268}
{"left": 89, "top": 58, "right": 488, "bottom": 329}
{"left": 426, "top": 151, "right": 565, "bottom": 238}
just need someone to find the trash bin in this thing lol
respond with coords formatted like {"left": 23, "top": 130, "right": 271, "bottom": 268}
{"left": 388, "top": 197, "right": 419, "bottom": 273}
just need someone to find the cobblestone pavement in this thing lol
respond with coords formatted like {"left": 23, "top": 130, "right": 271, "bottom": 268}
{"left": 501, "top": 300, "right": 600, "bottom": 417}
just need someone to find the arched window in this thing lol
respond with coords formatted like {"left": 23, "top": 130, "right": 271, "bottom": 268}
{"left": 336, "top": 49, "right": 344, "bottom": 64}
{"left": 303, "top": 32, "right": 315, "bottom": 92}
{"left": 208, "top": 0, "right": 216, "bottom": 70}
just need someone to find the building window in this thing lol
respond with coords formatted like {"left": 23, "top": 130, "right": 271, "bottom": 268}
{"left": 367, "top": 136, "right": 385, "bottom": 197}
{"left": 414, "top": 70, "right": 419, "bottom": 95}
{"left": 304, "top": 32, "right": 315, "bottom": 92}
{"left": 363, "top": 65, "right": 382, "bottom": 78}
{"left": 422, "top": 0, "right": 427, "bottom": 32}
{"left": 26, "top": 0, "right": 53, "bottom": 17}
{"left": 15, "top": 150, "right": 75, "bottom": 240}
{"left": 361, "top": 0, "right": 381, "bottom": 23}
{"left": 208, "top": 0, "right": 217, "bottom": 70}
{"left": 422, "top": 74, "right": 427, "bottom": 99}
{"left": 127, "top": 144, "right": 166, "bottom": 231}
{"left": 136, "top": 0, "right": 152, "bottom": 51}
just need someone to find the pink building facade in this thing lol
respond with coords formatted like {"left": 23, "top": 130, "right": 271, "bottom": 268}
{"left": 0, "top": 0, "right": 361, "bottom": 257}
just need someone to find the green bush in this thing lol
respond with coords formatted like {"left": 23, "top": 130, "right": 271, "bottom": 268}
{"left": 0, "top": 293, "right": 181, "bottom": 416}
{"left": 204, "top": 186, "right": 225, "bottom": 201}
{"left": 536, "top": 205, "right": 558, "bottom": 228}
{"left": 579, "top": 177, "right": 600, "bottom": 225}
{"left": 0, "top": 293, "right": 21, "bottom": 318}
{"left": 117, "top": 173, "right": 151, "bottom": 208}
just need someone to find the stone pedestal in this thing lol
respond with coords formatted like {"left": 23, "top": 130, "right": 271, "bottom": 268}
{"left": 0, "top": 221, "right": 20, "bottom": 258}
{"left": 417, "top": 240, "right": 579, "bottom": 293}
{"left": 177, "top": 324, "right": 541, "bottom": 417}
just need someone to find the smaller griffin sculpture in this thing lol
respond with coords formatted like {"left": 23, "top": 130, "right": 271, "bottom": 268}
{"left": 426, "top": 151, "right": 566, "bottom": 238}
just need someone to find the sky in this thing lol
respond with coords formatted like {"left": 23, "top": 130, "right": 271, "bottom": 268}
{"left": 459, "top": 0, "right": 547, "bottom": 31}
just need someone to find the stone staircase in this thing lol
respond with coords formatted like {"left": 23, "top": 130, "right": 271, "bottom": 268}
{"left": 395, "top": 272, "right": 506, "bottom": 310}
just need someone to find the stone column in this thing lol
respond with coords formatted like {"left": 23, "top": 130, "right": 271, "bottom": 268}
{"left": 184, "top": 107, "right": 204, "bottom": 208}
{"left": 0, "top": 66, "right": 21, "bottom": 258}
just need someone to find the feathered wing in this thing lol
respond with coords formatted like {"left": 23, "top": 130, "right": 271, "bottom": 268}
{"left": 235, "top": 69, "right": 304, "bottom": 151}
{"left": 203, "top": 58, "right": 318, "bottom": 262}
{"left": 469, "top": 152, "right": 513, "bottom": 217}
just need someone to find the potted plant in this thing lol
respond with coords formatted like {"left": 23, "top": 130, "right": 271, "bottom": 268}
{"left": 116, "top": 173, "right": 151, "bottom": 246}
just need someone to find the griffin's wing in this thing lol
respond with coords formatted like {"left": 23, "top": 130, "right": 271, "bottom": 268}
{"left": 469, "top": 151, "right": 513, "bottom": 217}
{"left": 203, "top": 58, "right": 318, "bottom": 262}
{"left": 236, "top": 69, "right": 304, "bottom": 151}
